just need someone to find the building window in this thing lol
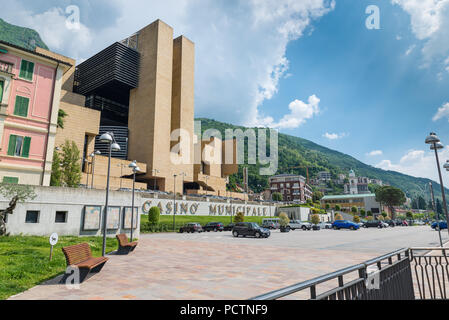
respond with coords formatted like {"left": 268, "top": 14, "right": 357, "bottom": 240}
{"left": 2, "top": 176, "right": 18, "bottom": 184}
{"left": 55, "top": 211, "right": 68, "bottom": 223}
{"left": 25, "top": 211, "right": 40, "bottom": 223}
{"left": 7, "top": 134, "right": 31, "bottom": 158}
{"left": 14, "top": 96, "right": 29, "bottom": 117}
{"left": 19, "top": 60, "right": 34, "bottom": 81}
{"left": 0, "top": 80, "right": 4, "bottom": 103}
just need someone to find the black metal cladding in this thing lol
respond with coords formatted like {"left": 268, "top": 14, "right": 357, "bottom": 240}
{"left": 95, "top": 126, "right": 129, "bottom": 160}
{"left": 74, "top": 42, "right": 140, "bottom": 105}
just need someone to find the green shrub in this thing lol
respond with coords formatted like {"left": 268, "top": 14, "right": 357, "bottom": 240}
{"left": 353, "top": 215, "right": 361, "bottom": 223}
{"left": 335, "top": 205, "right": 341, "bottom": 211}
{"left": 148, "top": 206, "right": 160, "bottom": 225}
{"left": 325, "top": 203, "right": 330, "bottom": 210}
{"left": 351, "top": 206, "right": 358, "bottom": 214}
{"left": 360, "top": 209, "right": 366, "bottom": 217}
{"left": 279, "top": 212, "right": 290, "bottom": 227}
{"left": 366, "top": 216, "right": 374, "bottom": 221}
{"left": 377, "top": 215, "right": 385, "bottom": 221}
{"left": 234, "top": 212, "right": 245, "bottom": 223}
{"left": 367, "top": 211, "right": 373, "bottom": 217}
{"left": 335, "top": 213, "right": 343, "bottom": 221}
{"left": 311, "top": 214, "right": 320, "bottom": 225}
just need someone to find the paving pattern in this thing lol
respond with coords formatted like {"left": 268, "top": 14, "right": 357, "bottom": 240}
{"left": 9, "top": 226, "right": 449, "bottom": 300}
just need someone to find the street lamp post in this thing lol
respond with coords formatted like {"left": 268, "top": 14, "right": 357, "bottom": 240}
{"left": 90, "top": 150, "right": 101, "bottom": 189}
{"left": 129, "top": 160, "right": 140, "bottom": 242}
{"left": 99, "top": 132, "right": 121, "bottom": 256}
{"left": 173, "top": 174, "right": 177, "bottom": 232}
{"left": 425, "top": 132, "right": 449, "bottom": 238}
{"left": 429, "top": 182, "right": 443, "bottom": 247}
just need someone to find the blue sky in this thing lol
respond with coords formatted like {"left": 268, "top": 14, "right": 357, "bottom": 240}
{"left": 2, "top": 0, "right": 449, "bottom": 184}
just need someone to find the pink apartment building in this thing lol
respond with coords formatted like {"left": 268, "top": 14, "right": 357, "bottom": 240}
{"left": 0, "top": 41, "right": 71, "bottom": 185}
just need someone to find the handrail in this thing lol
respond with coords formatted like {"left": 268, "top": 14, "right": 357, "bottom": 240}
{"left": 250, "top": 248, "right": 409, "bottom": 300}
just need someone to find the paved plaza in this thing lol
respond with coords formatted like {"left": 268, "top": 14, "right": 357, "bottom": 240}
{"left": 9, "top": 226, "right": 449, "bottom": 300}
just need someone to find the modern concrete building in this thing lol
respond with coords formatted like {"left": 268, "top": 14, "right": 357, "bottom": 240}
{"left": 56, "top": 19, "right": 238, "bottom": 195}
{"left": 269, "top": 174, "right": 313, "bottom": 202}
{"left": 0, "top": 41, "right": 72, "bottom": 185}
{"left": 321, "top": 193, "right": 381, "bottom": 214}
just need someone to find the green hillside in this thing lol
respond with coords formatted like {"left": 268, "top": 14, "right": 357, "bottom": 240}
{"left": 197, "top": 118, "right": 448, "bottom": 200}
{"left": 0, "top": 18, "right": 48, "bottom": 51}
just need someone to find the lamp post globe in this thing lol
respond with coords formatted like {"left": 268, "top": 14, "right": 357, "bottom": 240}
{"left": 129, "top": 160, "right": 137, "bottom": 169}
{"left": 430, "top": 142, "right": 444, "bottom": 150}
{"left": 100, "top": 133, "right": 113, "bottom": 143}
{"left": 111, "top": 143, "right": 121, "bottom": 152}
{"left": 425, "top": 132, "right": 440, "bottom": 144}
{"left": 443, "top": 161, "right": 449, "bottom": 171}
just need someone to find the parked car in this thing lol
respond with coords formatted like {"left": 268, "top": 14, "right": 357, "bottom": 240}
{"left": 414, "top": 220, "right": 426, "bottom": 226}
{"left": 223, "top": 223, "right": 235, "bottom": 231}
{"left": 332, "top": 220, "right": 360, "bottom": 230}
{"left": 312, "top": 224, "right": 321, "bottom": 231}
{"left": 363, "top": 220, "right": 387, "bottom": 228}
{"left": 317, "top": 222, "right": 332, "bottom": 229}
{"left": 262, "top": 218, "right": 280, "bottom": 229}
{"left": 203, "top": 222, "right": 225, "bottom": 232}
{"left": 385, "top": 220, "right": 397, "bottom": 227}
{"left": 232, "top": 222, "right": 271, "bottom": 238}
{"left": 381, "top": 222, "right": 389, "bottom": 228}
{"left": 289, "top": 220, "right": 312, "bottom": 230}
{"left": 261, "top": 221, "right": 277, "bottom": 230}
{"left": 179, "top": 223, "right": 203, "bottom": 233}
{"left": 431, "top": 221, "right": 448, "bottom": 230}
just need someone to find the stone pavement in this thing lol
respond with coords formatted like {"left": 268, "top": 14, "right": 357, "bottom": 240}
{"left": 9, "top": 226, "right": 448, "bottom": 300}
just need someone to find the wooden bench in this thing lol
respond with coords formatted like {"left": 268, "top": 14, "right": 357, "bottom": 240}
{"left": 116, "top": 234, "right": 138, "bottom": 255}
{"left": 62, "top": 243, "right": 108, "bottom": 283}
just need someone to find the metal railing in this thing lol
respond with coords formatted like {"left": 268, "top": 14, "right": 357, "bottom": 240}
{"left": 250, "top": 247, "right": 449, "bottom": 300}
{"left": 0, "top": 60, "right": 13, "bottom": 74}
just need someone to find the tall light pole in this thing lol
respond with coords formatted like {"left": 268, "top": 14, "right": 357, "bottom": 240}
{"left": 425, "top": 132, "right": 449, "bottom": 237}
{"left": 429, "top": 182, "right": 443, "bottom": 247}
{"left": 152, "top": 169, "right": 160, "bottom": 191}
{"left": 173, "top": 174, "right": 177, "bottom": 232}
{"left": 129, "top": 160, "right": 140, "bottom": 242}
{"left": 99, "top": 132, "right": 121, "bottom": 256}
{"left": 90, "top": 150, "right": 101, "bottom": 189}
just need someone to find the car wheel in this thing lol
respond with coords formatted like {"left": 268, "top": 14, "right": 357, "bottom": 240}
{"left": 302, "top": 226, "right": 307, "bottom": 231}
{"left": 214, "top": 228, "right": 218, "bottom": 232}
{"left": 233, "top": 231, "right": 239, "bottom": 237}
{"left": 180, "top": 229, "right": 184, "bottom": 233}
{"left": 350, "top": 226, "right": 355, "bottom": 230}
{"left": 255, "top": 232, "right": 261, "bottom": 238}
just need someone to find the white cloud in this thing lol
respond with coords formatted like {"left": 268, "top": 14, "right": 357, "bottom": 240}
{"left": 0, "top": 0, "right": 335, "bottom": 127}
{"left": 376, "top": 148, "right": 449, "bottom": 186}
{"left": 261, "top": 95, "right": 321, "bottom": 129}
{"left": 392, "top": 0, "right": 449, "bottom": 69}
{"left": 323, "top": 132, "right": 347, "bottom": 140}
{"left": 366, "top": 150, "right": 383, "bottom": 156}
{"left": 405, "top": 44, "right": 416, "bottom": 55}
{"left": 433, "top": 102, "right": 449, "bottom": 122}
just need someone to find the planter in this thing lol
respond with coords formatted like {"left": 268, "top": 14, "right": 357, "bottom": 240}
{"left": 280, "top": 226, "right": 290, "bottom": 233}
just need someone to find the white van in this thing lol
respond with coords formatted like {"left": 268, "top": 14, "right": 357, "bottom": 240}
{"left": 262, "top": 218, "right": 280, "bottom": 229}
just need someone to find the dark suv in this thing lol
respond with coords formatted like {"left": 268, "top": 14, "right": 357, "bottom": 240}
{"left": 363, "top": 220, "right": 386, "bottom": 228}
{"left": 232, "top": 222, "right": 270, "bottom": 238}
{"left": 203, "top": 222, "right": 225, "bottom": 232}
{"left": 179, "top": 223, "right": 203, "bottom": 233}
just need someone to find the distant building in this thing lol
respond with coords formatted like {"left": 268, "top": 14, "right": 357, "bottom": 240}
{"left": 321, "top": 193, "right": 381, "bottom": 214}
{"left": 344, "top": 169, "right": 371, "bottom": 195}
{"left": 317, "top": 171, "right": 332, "bottom": 181}
{"left": 269, "top": 174, "right": 312, "bottom": 202}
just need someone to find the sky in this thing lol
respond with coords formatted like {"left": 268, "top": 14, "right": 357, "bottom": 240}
{"left": 2, "top": 0, "right": 449, "bottom": 185}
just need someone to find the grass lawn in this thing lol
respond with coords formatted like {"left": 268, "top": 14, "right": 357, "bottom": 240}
{"left": 0, "top": 236, "right": 116, "bottom": 300}
{"left": 140, "top": 214, "right": 275, "bottom": 233}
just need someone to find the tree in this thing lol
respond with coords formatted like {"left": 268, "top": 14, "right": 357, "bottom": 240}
{"left": 61, "top": 140, "right": 82, "bottom": 187}
{"left": 381, "top": 212, "right": 388, "bottom": 218}
{"left": 325, "top": 203, "right": 330, "bottom": 210}
{"left": 436, "top": 198, "right": 443, "bottom": 216}
{"left": 272, "top": 192, "right": 283, "bottom": 202}
{"left": 353, "top": 215, "right": 361, "bottom": 223}
{"left": 148, "top": 206, "right": 160, "bottom": 225}
{"left": 367, "top": 211, "right": 373, "bottom": 217}
{"left": 0, "top": 183, "right": 36, "bottom": 236}
{"left": 50, "top": 149, "right": 62, "bottom": 186}
{"left": 375, "top": 186, "right": 406, "bottom": 219}
{"left": 279, "top": 212, "right": 290, "bottom": 227}
{"left": 351, "top": 206, "right": 358, "bottom": 214}
{"left": 417, "top": 196, "right": 427, "bottom": 210}
{"left": 234, "top": 212, "right": 245, "bottom": 223}
{"left": 360, "top": 209, "right": 366, "bottom": 217}
{"left": 57, "top": 109, "right": 68, "bottom": 129}
{"left": 311, "top": 214, "right": 320, "bottom": 225}
{"left": 335, "top": 204, "right": 341, "bottom": 211}
{"left": 312, "top": 191, "right": 323, "bottom": 202}
{"left": 406, "top": 211, "right": 413, "bottom": 220}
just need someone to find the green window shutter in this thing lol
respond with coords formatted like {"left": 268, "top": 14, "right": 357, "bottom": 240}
{"left": 14, "top": 96, "right": 29, "bottom": 117}
{"left": 0, "top": 81, "right": 3, "bottom": 102}
{"left": 22, "top": 137, "right": 31, "bottom": 158}
{"left": 19, "top": 60, "right": 34, "bottom": 81}
{"left": 7, "top": 135, "right": 17, "bottom": 156}
{"left": 3, "top": 177, "right": 18, "bottom": 184}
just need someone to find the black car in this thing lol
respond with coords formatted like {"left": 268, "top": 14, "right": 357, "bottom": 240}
{"left": 232, "top": 222, "right": 270, "bottom": 238}
{"left": 203, "top": 222, "right": 225, "bottom": 232}
{"left": 179, "top": 223, "right": 203, "bottom": 233}
{"left": 223, "top": 223, "right": 235, "bottom": 231}
{"left": 385, "top": 220, "right": 396, "bottom": 227}
{"left": 312, "top": 225, "right": 321, "bottom": 231}
{"left": 363, "top": 220, "right": 386, "bottom": 228}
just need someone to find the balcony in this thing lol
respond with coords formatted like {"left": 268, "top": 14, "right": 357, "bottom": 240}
{"left": 0, "top": 60, "right": 13, "bottom": 74}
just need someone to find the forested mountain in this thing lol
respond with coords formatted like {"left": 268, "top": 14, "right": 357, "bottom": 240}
{"left": 0, "top": 18, "right": 48, "bottom": 51}
{"left": 197, "top": 118, "right": 448, "bottom": 200}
